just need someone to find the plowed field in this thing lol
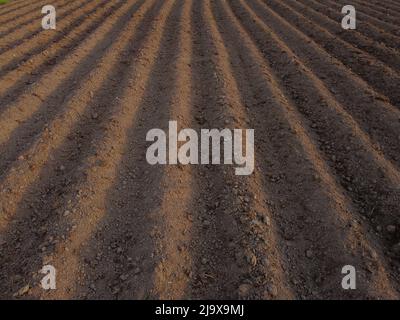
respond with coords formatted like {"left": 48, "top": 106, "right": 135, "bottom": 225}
{"left": 1, "top": 0, "right": 400, "bottom": 300}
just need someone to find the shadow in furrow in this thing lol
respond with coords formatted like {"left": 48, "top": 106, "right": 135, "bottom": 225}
{"left": 219, "top": 0, "right": 399, "bottom": 298}
{"left": 0, "top": 0, "right": 66, "bottom": 40}
{"left": 0, "top": 0, "right": 48, "bottom": 22}
{"left": 0, "top": 0, "right": 144, "bottom": 179}
{"left": 0, "top": 0, "right": 91, "bottom": 56}
{"left": 186, "top": 0, "right": 260, "bottom": 299}
{"left": 73, "top": 0, "right": 187, "bottom": 300}
{"left": 0, "top": 0, "right": 163, "bottom": 298}
{"left": 0, "top": 0, "right": 111, "bottom": 78}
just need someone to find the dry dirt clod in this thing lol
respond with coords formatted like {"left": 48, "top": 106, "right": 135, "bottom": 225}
{"left": 386, "top": 225, "right": 396, "bottom": 233}
{"left": 13, "top": 285, "right": 30, "bottom": 297}
{"left": 120, "top": 274, "right": 129, "bottom": 281}
{"left": 267, "top": 284, "right": 278, "bottom": 297}
{"left": 238, "top": 283, "right": 252, "bottom": 298}
{"left": 245, "top": 251, "right": 257, "bottom": 267}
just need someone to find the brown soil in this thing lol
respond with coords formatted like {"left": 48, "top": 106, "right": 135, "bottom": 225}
{"left": 0, "top": 0, "right": 400, "bottom": 300}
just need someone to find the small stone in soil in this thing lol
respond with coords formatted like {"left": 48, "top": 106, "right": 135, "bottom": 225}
{"left": 387, "top": 225, "right": 396, "bottom": 233}
{"left": 238, "top": 283, "right": 252, "bottom": 297}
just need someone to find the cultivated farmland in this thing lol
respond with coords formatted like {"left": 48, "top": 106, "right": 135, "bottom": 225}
{"left": 0, "top": 0, "right": 400, "bottom": 299}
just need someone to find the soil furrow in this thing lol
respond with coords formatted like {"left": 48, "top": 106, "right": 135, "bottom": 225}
{"left": 308, "top": 0, "right": 400, "bottom": 51}
{"left": 369, "top": 0, "right": 400, "bottom": 13}
{"left": 149, "top": 0, "right": 195, "bottom": 300}
{"left": 257, "top": 0, "right": 400, "bottom": 109}
{"left": 0, "top": 0, "right": 151, "bottom": 231}
{"left": 31, "top": 0, "right": 176, "bottom": 299}
{"left": 1, "top": 0, "right": 399, "bottom": 301}
{"left": 0, "top": 0, "right": 37, "bottom": 15}
{"left": 0, "top": 0, "right": 90, "bottom": 55}
{"left": 0, "top": 0, "right": 123, "bottom": 105}
{"left": 229, "top": 0, "right": 400, "bottom": 175}
{"left": 230, "top": 0, "right": 400, "bottom": 294}
{"left": 0, "top": 0, "right": 110, "bottom": 74}
{"left": 223, "top": 0, "right": 399, "bottom": 299}
{"left": 0, "top": 0, "right": 66, "bottom": 38}
{"left": 289, "top": 0, "right": 400, "bottom": 74}
{"left": 72, "top": 0, "right": 192, "bottom": 300}
{"left": 321, "top": 0, "right": 400, "bottom": 36}
{"left": 0, "top": 0, "right": 49, "bottom": 23}
{"left": 186, "top": 0, "right": 294, "bottom": 299}
{"left": 188, "top": 0, "right": 246, "bottom": 299}
{"left": 0, "top": 0, "right": 171, "bottom": 299}
{"left": 348, "top": 0, "right": 400, "bottom": 26}
{"left": 0, "top": 0, "right": 145, "bottom": 175}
